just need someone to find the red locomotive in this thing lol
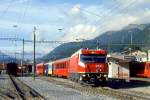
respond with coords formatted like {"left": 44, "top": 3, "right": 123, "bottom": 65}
{"left": 52, "top": 49, "right": 108, "bottom": 83}
{"left": 69, "top": 49, "right": 108, "bottom": 83}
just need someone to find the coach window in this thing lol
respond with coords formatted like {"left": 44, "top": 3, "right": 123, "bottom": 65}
{"left": 63, "top": 63, "right": 65, "bottom": 68}
{"left": 61, "top": 64, "right": 63, "bottom": 68}
{"left": 57, "top": 64, "right": 59, "bottom": 69}
{"left": 59, "top": 65, "right": 60, "bottom": 69}
{"left": 64, "top": 63, "right": 65, "bottom": 68}
{"left": 60, "top": 64, "right": 61, "bottom": 69}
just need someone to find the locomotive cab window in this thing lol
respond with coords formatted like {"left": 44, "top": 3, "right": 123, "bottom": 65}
{"left": 80, "top": 54, "right": 106, "bottom": 63}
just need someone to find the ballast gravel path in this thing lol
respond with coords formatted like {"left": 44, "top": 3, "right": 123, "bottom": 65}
{"left": 19, "top": 77, "right": 114, "bottom": 100}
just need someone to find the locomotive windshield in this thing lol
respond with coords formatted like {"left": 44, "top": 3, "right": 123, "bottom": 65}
{"left": 80, "top": 54, "right": 106, "bottom": 63}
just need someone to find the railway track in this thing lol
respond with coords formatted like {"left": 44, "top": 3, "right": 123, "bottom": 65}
{"left": 40, "top": 77, "right": 150, "bottom": 100}
{"left": 0, "top": 88, "right": 21, "bottom": 100}
{"left": 0, "top": 74, "right": 21, "bottom": 100}
{"left": 9, "top": 75, "right": 45, "bottom": 100}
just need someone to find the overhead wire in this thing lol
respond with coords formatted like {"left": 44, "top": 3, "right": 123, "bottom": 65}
{"left": 59, "top": 0, "right": 136, "bottom": 41}
{"left": 75, "top": 0, "right": 137, "bottom": 34}
{"left": 14, "top": 0, "right": 30, "bottom": 59}
{"left": 95, "top": 0, "right": 137, "bottom": 34}
{"left": 72, "top": 0, "right": 142, "bottom": 52}
{"left": 0, "top": 0, "right": 17, "bottom": 58}
{"left": 0, "top": 0, "right": 14, "bottom": 38}
{"left": 0, "top": 0, "right": 141, "bottom": 59}
{"left": 16, "top": 0, "right": 30, "bottom": 38}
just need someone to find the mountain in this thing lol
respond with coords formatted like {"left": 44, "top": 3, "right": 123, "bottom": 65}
{"left": 39, "top": 41, "right": 97, "bottom": 62}
{"left": 123, "top": 23, "right": 149, "bottom": 30}
{"left": 41, "top": 23, "right": 150, "bottom": 62}
{"left": 95, "top": 23, "right": 150, "bottom": 51}
{"left": 0, "top": 51, "right": 18, "bottom": 63}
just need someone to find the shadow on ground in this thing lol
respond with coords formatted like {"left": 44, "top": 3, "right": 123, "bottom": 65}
{"left": 100, "top": 78, "right": 150, "bottom": 89}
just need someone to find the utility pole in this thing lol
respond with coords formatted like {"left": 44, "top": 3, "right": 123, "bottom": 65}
{"left": 131, "top": 31, "right": 133, "bottom": 46}
{"left": 96, "top": 39, "right": 99, "bottom": 49}
{"left": 129, "top": 31, "right": 133, "bottom": 55}
{"left": 21, "top": 39, "right": 24, "bottom": 76}
{"left": 2, "top": 54, "right": 5, "bottom": 70}
{"left": 33, "top": 26, "right": 36, "bottom": 80}
{"left": 14, "top": 52, "right": 16, "bottom": 62}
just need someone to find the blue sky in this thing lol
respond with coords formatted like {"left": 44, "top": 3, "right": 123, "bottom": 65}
{"left": 0, "top": 0, "right": 150, "bottom": 58}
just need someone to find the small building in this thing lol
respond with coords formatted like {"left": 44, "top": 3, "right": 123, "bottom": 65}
{"left": 129, "top": 50, "right": 147, "bottom": 62}
{"left": 108, "top": 55, "right": 130, "bottom": 81}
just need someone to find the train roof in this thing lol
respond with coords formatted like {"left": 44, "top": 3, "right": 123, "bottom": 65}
{"left": 52, "top": 57, "right": 70, "bottom": 63}
{"left": 71, "top": 49, "right": 107, "bottom": 57}
{"left": 44, "top": 62, "right": 53, "bottom": 65}
{"left": 36, "top": 63, "right": 44, "bottom": 66}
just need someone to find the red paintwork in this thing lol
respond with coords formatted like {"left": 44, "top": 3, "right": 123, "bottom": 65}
{"left": 36, "top": 63, "right": 45, "bottom": 75}
{"left": 137, "top": 62, "right": 150, "bottom": 78}
{"left": 52, "top": 58, "right": 69, "bottom": 77}
{"left": 69, "top": 49, "right": 108, "bottom": 74}
{"left": 52, "top": 49, "right": 108, "bottom": 78}
{"left": 130, "top": 62, "right": 150, "bottom": 78}
{"left": 81, "top": 49, "right": 107, "bottom": 55}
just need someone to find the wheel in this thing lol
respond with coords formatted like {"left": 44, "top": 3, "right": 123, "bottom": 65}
{"left": 78, "top": 76, "right": 84, "bottom": 84}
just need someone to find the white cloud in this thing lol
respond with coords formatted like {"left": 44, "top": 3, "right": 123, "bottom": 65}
{"left": 117, "top": 0, "right": 150, "bottom": 5}
{"left": 61, "top": 24, "right": 97, "bottom": 41}
{"left": 0, "top": 0, "right": 150, "bottom": 54}
{"left": 99, "top": 15, "right": 138, "bottom": 32}
{"left": 69, "top": 4, "right": 81, "bottom": 15}
{"left": 69, "top": 24, "right": 96, "bottom": 34}
{"left": 60, "top": 1, "right": 150, "bottom": 41}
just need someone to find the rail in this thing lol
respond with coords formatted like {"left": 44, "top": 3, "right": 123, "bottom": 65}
{"left": 40, "top": 77, "right": 150, "bottom": 100}
{"left": 9, "top": 75, "right": 45, "bottom": 100}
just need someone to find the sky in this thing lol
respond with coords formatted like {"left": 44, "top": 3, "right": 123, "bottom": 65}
{"left": 0, "top": 0, "right": 150, "bottom": 58}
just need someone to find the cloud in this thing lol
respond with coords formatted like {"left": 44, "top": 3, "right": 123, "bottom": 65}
{"left": 69, "top": 4, "right": 81, "bottom": 15}
{"left": 117, "top": 0, "right": 150, "bottom": 6}
{"left": 61, "top": 24, "right": 97, "bottom": 41}
{"left": 69, "top": 24, "right": 96, "bottom": 34}
{"left": 99, "top": 15, "right": 138, "bottom": 33}
{"left": 0, "top": 0, "right": 150, "bottom": 54}
{"left": 60, "top": 1, "right": 150, "bottom": 41}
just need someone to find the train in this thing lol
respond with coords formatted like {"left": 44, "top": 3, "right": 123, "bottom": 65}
{"left": 130, "top": 61, "right": 150, "bottom": 78}
{"left": 36, "top": 63, "right": 52, "bottom": 76}
{"left": 7, "top": 62, "right": 18, "bottom": 76}
{"left": 6, "top": 62, "right": 32, "bottom": 76}
{"left": 36, "top": 49, "right": 150, "bottom": 83}
{"left": 36, "top": 49, "right": 108, "bottom": 84}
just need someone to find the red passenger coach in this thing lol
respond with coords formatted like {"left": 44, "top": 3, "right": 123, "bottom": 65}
{"left": 36, "top": 63, "right": 45, "bottom": 75}
{"left": 52, "top": 58, "right": 69, "bottom": 78}
{"left": 68, "top": 49, "right": 108, "bottom": 83}
{"left": 130, "top": 62, "right": 150, "bottom": 78}
{"left": 144, "top": 62, "right": 150, "bottom": 78}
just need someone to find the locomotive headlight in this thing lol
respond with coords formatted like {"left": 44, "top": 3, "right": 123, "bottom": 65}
{"left": 104, "top": 75, "right": 107, "bottom": 77}
{"left": 82, "top": 74, "right": 86, "bottom": 77}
